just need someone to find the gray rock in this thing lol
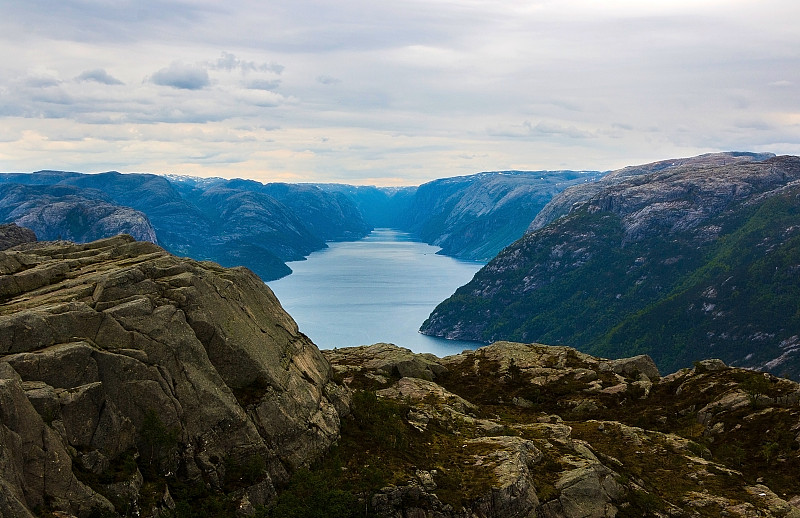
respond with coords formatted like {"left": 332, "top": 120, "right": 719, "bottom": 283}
{"left": 0, "top": 235, "right": 349, "bottom": 515}
{"left": 324, "top": 343, "right": 448, "bottom": 381}
{"left": 605, "top": 354, "right": 661, "bottom": 380}
{"left": 0, "top": 223, "right": 36, "bottom": 251}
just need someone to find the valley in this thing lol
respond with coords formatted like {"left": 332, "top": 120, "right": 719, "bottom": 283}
{"left": 2, "top": 151, "right": 800, "bottom": 516}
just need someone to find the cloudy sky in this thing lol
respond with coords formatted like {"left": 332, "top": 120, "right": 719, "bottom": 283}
{"left": 0, "top": 0, "right": 798, "bottom": 185}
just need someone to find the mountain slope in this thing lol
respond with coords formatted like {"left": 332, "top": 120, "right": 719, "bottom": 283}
{"left": 0, "top": 183, "right": 157, "bottom": 243}
{"left": 0, "top": 171, "right": 373, "bottom": 281}
{"left": 421, "top": 154, "right": 800, "bottom": 378}
{"left": 402, "top": 170, "right": 605, "bottom": 261}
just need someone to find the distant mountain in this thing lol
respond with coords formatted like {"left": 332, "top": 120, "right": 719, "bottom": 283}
{"left": 0, "top": 172, "right": 375, "bottom": 280}
{"left": 0, "top": 183, "right": 157, "bottom": 244}
{"left": 314, "top": 184, "right": 416, "bottom": 228}
{"left": 398, "top": 170, "right": 605, "bottom": 261}
{"left": 1, "top": 168, "right": 603, "bottom": 279}
{"left": 319, "top": 171, "right": 606, "bottom": 262}
{"left": 421, "top": 152, "right": 800, "bottom": 379}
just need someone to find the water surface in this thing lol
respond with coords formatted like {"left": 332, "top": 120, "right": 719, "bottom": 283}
{"left": 268, "top": 229, "right": 485, "bottom": 357}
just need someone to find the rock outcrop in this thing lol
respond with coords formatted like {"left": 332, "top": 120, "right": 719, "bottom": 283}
{"left": 0, "top": 223, "right": 36, "bottom": 251}
{"left": 321, "top": 342, "right": 800, "bottom": 518}
{"left": 0, "top": 235, "right": 347, "bottom": 517}
{"left": 421, "top": 153, "right": 800, "bottom": 379}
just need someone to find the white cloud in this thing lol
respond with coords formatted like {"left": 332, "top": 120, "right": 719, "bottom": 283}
{"left": 76, "top": 69, "right": 124, "bottom": 85}
{"left": 0, "top": 0, "right": 798, "bottom": 184}
{"left": 150, "top": 62, "right": 210, "bottom": 90}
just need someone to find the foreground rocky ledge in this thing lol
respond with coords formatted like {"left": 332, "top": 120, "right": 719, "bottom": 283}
{"left": 1, "top": 236, "right": 799, "bottom": 517}
{"left": 0, "top": 235, "right": 346, "bottom": 517}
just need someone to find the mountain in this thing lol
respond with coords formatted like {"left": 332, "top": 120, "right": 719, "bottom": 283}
{"left": 0, "top": 182, "right": 158, "bottom": 244}
{"left": 421, "top": 153, "right": 800, "bottom": 379}
{"left": 314, "top": 183, "right": 416, "bottom": 228}
{"left": 1, "top": 239, "right": 798, "bottom": 516}
{"left": 0, "top": 168, "right": 606, "bottom": 279}
{"left": 0, "top": 171, "right": 375, "bottom": 281}
{"left": 399, "top": 170, "right": 605, "bottom": 261}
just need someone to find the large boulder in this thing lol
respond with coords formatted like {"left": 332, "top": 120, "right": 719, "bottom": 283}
{"left": 0, "top": 223, "right": 36, "bottom": 251}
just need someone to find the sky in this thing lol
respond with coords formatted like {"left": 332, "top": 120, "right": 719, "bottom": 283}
{"left": 0, "top": 0, "right": 798, "bottom": 186}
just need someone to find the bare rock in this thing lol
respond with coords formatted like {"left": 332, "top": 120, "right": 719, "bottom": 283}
{"left": 0, "top": 223, "right": 36, "bottom": 251}
{"left": 324, "top": 343, "right": 447, "bottom": 381}
{"left": 0, "top": 235, "right": 348, "bottom": 515}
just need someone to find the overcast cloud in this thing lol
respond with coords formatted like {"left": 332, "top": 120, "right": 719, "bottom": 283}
{"left": 0, "top": 0, "right": 798, "bottom": 185}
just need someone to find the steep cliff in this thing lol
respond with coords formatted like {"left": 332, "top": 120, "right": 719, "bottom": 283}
{"left": 0, "top": 183, "right": 157, "bottom": 244}
{"left": 421, "top": 154, "right": 800, "bottom": 379}
{"left": 0, "top": 236, "right": 347, "bottom": 517}
{"left": 402, "top": 170, "right": 604, "bottom": 261}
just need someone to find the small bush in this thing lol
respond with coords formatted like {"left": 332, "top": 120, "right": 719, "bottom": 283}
{"left": 258, "top": 469, "right": 361, "bottom": 518}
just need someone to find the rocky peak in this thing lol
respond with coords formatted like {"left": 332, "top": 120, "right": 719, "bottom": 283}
{"left": 0, "top": 235, "right": 348, "bottom": 517}
{"left": 528, "top": 151, "right": 777, "bottom": 234}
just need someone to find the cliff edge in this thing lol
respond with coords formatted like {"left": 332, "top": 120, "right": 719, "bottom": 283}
{"left": 0, "top": 235, "right": 347, "bottom": 517}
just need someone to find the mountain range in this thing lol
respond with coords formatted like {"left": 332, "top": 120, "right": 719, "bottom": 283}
{"left": 0, "top": 168, "right": 602, "bottom": 280}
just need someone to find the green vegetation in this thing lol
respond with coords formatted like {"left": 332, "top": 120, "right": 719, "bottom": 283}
{"left": 425, "top": 183, "right": 800, "bottom": 378}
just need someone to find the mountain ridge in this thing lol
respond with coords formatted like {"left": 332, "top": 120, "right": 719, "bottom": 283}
{"left": 0, "top": 168, "right": 601, "bottom": 279}
{"left": 421, "top": 153, "right": 800, "bottom": 379}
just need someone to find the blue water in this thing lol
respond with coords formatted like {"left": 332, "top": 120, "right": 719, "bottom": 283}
{"left": 267, "top": 229, "right": 486, "bottom": 357}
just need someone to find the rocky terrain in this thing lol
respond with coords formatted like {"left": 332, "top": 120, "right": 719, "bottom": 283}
{"left": 422, "top": 153, "right": 800, "bottom": 379}
{"left": 320, "top": 342, "right": 800, "bottom": 518}
{"left": 0, "top": 236, "right": 347, "bottom": 517}
{"left": 0, "top": 223, "right": 37, "bottom": 251}
{"left": 1, "top": 236, "right": 799, "bottom": 517}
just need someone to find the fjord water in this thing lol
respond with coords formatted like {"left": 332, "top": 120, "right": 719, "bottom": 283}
{"left": 267, "top": 229, "right": 486, "bottom": 356}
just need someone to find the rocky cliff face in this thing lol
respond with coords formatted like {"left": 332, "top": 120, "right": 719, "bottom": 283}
{"left": 0, "top": 236, "right": 347, "bottom": 517}
{"left": 402, "top": 170, "right": 605, "bottom": 261}
{"left": 527, "top": 152, "right": 775, "bottom": 233}
{"left": 316, "top": 343, "right": 800, "bottom": 518}
{"left": 0, "top": 223, "right": 36, "bottom": 251}
{"left": 0, "top": 183, "right": 158, "bottom": 244}
{"left": 422, "top": 154, "right": 800, "bottom": 379}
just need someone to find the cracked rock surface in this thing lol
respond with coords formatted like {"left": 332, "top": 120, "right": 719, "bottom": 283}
{"left": 0, "top": 235, "right": 348, "bottom": 517}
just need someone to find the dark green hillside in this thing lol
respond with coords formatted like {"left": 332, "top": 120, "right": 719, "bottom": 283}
{"left": 597, "top": 185, "right": 800, "bottom": 378}
{"left": 421, "top": 208, "right": 709, "bottom": 350}
{"left": 422, "top": 155, "right": 800, "bottom": 378}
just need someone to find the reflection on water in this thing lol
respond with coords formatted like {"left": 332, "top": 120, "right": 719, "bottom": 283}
{"left": 267, "top": 228, "right": 486, "bottom": 357}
